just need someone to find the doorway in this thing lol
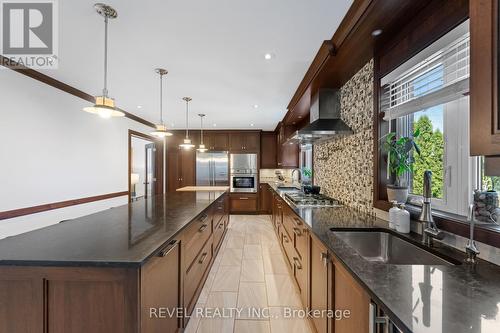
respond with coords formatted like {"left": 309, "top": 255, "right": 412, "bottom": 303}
{"left": 128, "top": 130, "right": 164, "bottom": 202}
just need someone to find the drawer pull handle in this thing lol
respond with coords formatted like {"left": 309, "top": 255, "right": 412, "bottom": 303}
{"left": 218, "top": 222, "right": 224, "bottom": 229}
{"left": 199, "top": 214, "right": 209, "bottom": 222}
{"left": 198, "top": 252, "right": 208, "bottom": 264}
{"left": 293, "top": 218, "right": 302, "bottom": 226}
{"left": 198, "top": 224, "right": 208, "bottom": 232}
{"left": 293, "top": 227, "right": 302, "bottom": 236}
{"left": 158, "top": 240, "right": 178, "bottom": 257}
{"left": 239, "top": 197, "right": 249, "bottom": 200}
{"left": 321, "top": 252, "right": 329, "bottom": 267}
{"left": 283, "top": 235, "right": 289, "bottom": 243}
{"left": 293, "top": 257, "right": 302, "bottom": 270}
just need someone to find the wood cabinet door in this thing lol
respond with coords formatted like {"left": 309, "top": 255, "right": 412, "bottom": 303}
{"left": 229, "top": 133, "right": 245, "bottom": 151}
{"left": 259, "top": 183, "right": 272, "bottom": 213}
{"left": 470, "top": 0, "right": 500, "bottom": 155}
{"left": 333, "top": 258, "right": 370, "bottom": 333}
{"left": 279, "top": 142, "right": 299, "bottom": 168}
{"left": 167, "top": 149, "right": 181, "bottom": 192}
{"left": 141, "top": 241, "right": 180, "bottom": 333}
{"left": 310, "top": 236, "right": 329, "bottom": 333}
{"left": 212, "top": 132, "right": 229, "bottom": 150}
{"left": 260, "top": 132, "right": 277, "bottom": 168}
{"left": 180, "top": 149, "right": 196, "bottom": 187}
{"left": 243, "top": 132, "right": 260, "bottom": 151}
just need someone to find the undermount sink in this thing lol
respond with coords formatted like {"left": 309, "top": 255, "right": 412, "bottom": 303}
{"left": 331, "top": 230, "right": 460, "bottom": 265}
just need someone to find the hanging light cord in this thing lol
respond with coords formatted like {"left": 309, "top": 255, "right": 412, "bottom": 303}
{"left": 185, "top": 99, "right": 189, "bottom": 139}
{"left": 103, "top": 16, "right": 109, "bottom": 98}
{"left": 200, "top": 116, "right": 204, "bottom": 144}
{"left": 159, "top": 73, "right": 163, "bottom": 124}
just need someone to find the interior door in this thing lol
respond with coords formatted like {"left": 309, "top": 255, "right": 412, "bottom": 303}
{"left": 144, "top": 143, "right": 156, "bottom": 198}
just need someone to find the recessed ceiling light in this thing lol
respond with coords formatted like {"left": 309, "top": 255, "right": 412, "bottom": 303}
{"left": 371, "top": 29, "right": 383, "bottom": 37}
{"left": 250, "top": 123, "right": 254, "bottom": 127}
{"left": 253, "top": 104, "right": 259, "bottom": 109}
{"left": 137, "top": 105, "right": 142, "bottom": 109}
{"left": 213, "top": 123, "right": 217, "bottom": 127}
{"left": 264, "top": 53, "right": 275, "bottom": 60}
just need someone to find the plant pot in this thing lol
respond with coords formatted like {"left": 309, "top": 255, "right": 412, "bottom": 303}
{"left": 387, "top": 185, "right": 409, "bottom": 203}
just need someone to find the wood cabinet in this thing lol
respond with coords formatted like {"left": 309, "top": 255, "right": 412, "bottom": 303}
{"left": 332, "top": 257, "right": 370, "bottom": 333}
{"left": 167, "top": 147, "right": 195, "bottom": 192}
{"left": 470, "top": 0, "right": 500, "bottom": 156}
{"left": 310, "top": 235, "right": 329, "bottom": 333}
{"left": 260, "top": 132, "right": 278, "bottom": 168}
{"left": 141, "top": 240, "right": 180, "bottom": 333}
{"left": 258, "top": 183, "right": 273, "bottom": 213}
{"left": 230, "top": 193, "right": 258, "bottom": 213}
{"left": 229, "top": 132, "right": 260, "bottom": 152}
{"left": 204, "top": 132, "right": 229, "bottom": 151}
{"left": 275, "top": 123, "right": 299, "bottom": 168}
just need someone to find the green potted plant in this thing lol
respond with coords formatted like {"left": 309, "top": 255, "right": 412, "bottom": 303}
{"left": 382, "top": 130, "right": 421, "bottom": 203}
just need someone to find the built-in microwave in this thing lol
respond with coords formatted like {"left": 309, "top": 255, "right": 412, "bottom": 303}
{"left": 230, "top": 174, "right": 257, "bottom": 193}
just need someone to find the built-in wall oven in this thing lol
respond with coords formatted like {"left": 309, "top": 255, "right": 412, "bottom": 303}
{"left": 230, "top": 153, "right": 257, "bottom": 193}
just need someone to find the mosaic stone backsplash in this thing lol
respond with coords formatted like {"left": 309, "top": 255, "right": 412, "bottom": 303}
{"left": 314, "top": 60, "right": 374, "bottom": 214}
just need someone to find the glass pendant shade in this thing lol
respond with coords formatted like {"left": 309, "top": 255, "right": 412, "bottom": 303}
{"left": 180, "top": 138, "right": 195, "bottom": 149}
{"left": 197, "top": 143, "right": 208, "bottom": 152}
{"left": 197, "top": 113, "right": 207, "bottom": 152}
{"left": 83, "top": 96, "right": 124, "bottom": 118}
{"left": 151, "top": 124, "right": 173, "bottom": 138}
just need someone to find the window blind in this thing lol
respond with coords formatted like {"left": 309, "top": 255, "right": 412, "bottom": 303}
{"left": 381, "top": 32, "right": 469, "bottom": 121}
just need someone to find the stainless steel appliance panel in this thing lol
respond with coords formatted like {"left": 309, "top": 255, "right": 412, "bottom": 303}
{"left": 230, "top": 153, "right": 257, "bottom": 174}
{"left": 196, "top": 151, "right": 229, "bottom": 186}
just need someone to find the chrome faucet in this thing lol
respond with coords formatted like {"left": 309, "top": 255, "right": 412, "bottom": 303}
{"left": 419, "top": 171, "right": 445, "bottom": 246}
{"left": 291, "top": 169, "right": 303, "bottom": 191}
{"left": 465, "top": 203, "right": 480, "bottom": 264}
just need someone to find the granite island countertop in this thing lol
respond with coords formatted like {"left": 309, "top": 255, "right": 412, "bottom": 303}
{"left": 269, "top": 183, "right": 500, "bottom": 333}
{"left": 0, "top": 191, "right": 225, "bottom": 268}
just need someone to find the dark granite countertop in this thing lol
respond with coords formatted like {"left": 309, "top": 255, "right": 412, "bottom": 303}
{"left": 0, "top": 191, "right": 225, "bottom": 268}
{"left": 270, "top": 183, "right": 500, "bottom": 333}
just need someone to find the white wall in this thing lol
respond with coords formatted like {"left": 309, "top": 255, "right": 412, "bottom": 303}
{"left": 0, "top": 69, "right": 156, "bottom": 239}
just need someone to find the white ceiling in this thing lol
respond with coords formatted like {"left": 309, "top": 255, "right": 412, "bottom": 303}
{"left": 43, "top": 0, "right": 353, "bottom": 130}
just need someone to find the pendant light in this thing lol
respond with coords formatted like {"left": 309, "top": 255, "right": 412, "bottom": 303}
{"left": 82, "top": 3, "right": 124, "bottom": 118}
{"left": 150, "top": 68, "right": 173, "bottom": 138}
{"left": 179, "top": 97, "right": 195, "bottom": 149}
{"left": 197, "top": 114, "right": 208, "bottom": 152}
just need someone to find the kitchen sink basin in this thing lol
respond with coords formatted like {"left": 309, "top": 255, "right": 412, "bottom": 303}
{"left": 331, "top": 230, "right": 459, "bottom": 265}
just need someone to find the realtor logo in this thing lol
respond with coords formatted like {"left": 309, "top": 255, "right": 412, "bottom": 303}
{"left": 1, "top": 0, "right": 58, "bottom": 69}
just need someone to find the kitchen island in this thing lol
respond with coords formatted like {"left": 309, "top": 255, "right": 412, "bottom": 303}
{"left": 0, "top": 190, "right": 229, "bottom": 333}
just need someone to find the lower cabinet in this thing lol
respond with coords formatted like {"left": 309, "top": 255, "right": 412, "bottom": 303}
{"left": 258, "top": 183, "right": 273, "bottom": 214}
{"left": 230, "top": 193, "right": 257, "bottom": 213}
{"left": 310, "top": 235, "right": 329, "bottom": 333}
{"left": 141, "top": 240, "right": 180, "bottom": 333}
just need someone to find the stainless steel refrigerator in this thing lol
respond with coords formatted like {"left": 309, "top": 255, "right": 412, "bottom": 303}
{"left": 196, "top": 151, "right": 229, "bottom": 186}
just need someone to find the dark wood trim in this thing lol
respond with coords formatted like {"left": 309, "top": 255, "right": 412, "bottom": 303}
{"left": 0, "top": 55, "right": 156, "bottom": 129}
{"left": 128, "top": 130, "right": 164, "bottom": 202}
{"left": 0, "top": 191, "right": 128, "bottom": 220}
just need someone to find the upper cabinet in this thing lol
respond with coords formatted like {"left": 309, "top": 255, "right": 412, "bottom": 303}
{"left": 470, "top": 0, "right": 500, "bottom": 156}
{"left": 229, "top": 132, "right": 260, "bottom": 152}
{"left": 275, "top": 123, "right": 299, "bottom": 168}
{"left": 204, "top": 132, "right": 229, "bottom": 151}
{"left": 261, "top": 132, "right": 278, "bottom": 168}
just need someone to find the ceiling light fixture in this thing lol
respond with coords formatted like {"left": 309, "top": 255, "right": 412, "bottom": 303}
{"left": 264, "top": 53, "right": 274, "bottom": 60}
{"left": 83, "top": 4, "right": 124, "bottom": 118}
{"left": 197, "top": 114, "right": 208, "bottom": 152}
{"left": 371, "top": 29, "right": 383, "bottom": 37}
{"left": 137, "top": 105, "right": 142, "bottom": 109}
{"left": 250, "top": 123, "right": 254, "bottom": 127}
{"left": 213, "top": 123, "right": 217, "bottom": 127}
{"left": 253, "top": 104, "right": 259, "bottom": 109}
{"left": 150, "top": 68, "right": 173, "bottom": 138}
{"left": 179, "top": 97, "right": 195, "bottom": 149}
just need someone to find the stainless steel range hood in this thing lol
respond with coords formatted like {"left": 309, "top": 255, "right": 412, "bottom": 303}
{"left": 287, "top": 89, "right": 353, "bottom": 144}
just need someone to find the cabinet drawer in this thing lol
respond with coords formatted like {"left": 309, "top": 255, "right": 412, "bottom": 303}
{"left": 213, "top": 195, "right": 226, "bottom": 224}
{"left": 292, "top": 217, "right": 308, "bottom": 260}
{"left": 281, "top": 231, "right": 294, "bottom": 270}
{"left": 184, "top": 212, "right": 212, "bottom": 269}
{"left": 213, "top": 216, "right": 226, "bottom": 253}
{"left": 230, "top": 195, "right": 257, "bottom": 212}
{"left": 184, "top": 239, "right": 212, "bottom": 314}
{"left": 292, "top": 253, "right": 307, "bottom": 307}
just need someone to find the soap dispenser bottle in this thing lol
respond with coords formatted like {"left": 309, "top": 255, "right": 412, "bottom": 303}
{"left": 389, "top": 201, "right": 400, "bottom": 230}
{"left": 396, "top": 203, "right": 411, "bottom": 234}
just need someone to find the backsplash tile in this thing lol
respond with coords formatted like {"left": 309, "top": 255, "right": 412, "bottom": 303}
{"left": 314, "top": 60, "right": 374, "bottom": 214}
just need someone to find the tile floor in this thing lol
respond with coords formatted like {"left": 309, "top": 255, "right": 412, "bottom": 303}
{"left": 184, "top": 215, "right": 314, "bottom": 333}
